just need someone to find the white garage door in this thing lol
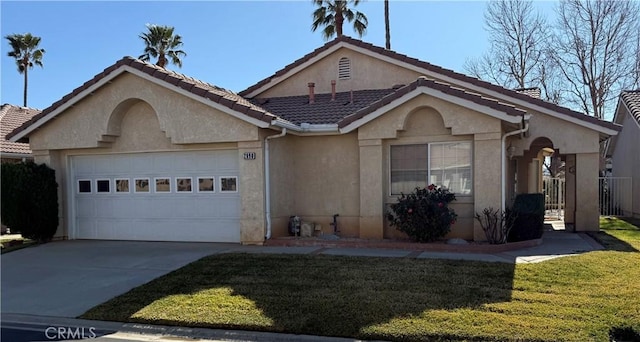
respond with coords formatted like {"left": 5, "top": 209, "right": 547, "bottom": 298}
{"left": 71, "top": 150, "right": 241, "bottom": 242}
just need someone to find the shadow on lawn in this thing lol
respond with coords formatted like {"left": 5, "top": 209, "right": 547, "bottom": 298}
{"left": 593, "top": 217, "right": 640, "bottom": 252}
{"left": 82, "top": 254, "right": 515, "bottom": 339}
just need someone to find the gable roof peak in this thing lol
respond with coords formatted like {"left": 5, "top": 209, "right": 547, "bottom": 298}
{"left": 620, "top": 89, "right": 640, "bottom": 125}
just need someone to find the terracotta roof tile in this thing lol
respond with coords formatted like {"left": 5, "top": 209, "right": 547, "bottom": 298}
{"left": 253, "top": 77, "right": 526, "bottom": 127}
{"left": 339, "top": 77, "right": 526, "bottom": 128}
{"left": 8, "top": 57, "right": 276, "bottom": 139}
{"left": 253, "top": 88, "right": 397, "bottom": 125}
{"left": 621, "top": 90, "right": 640, "bottom": 124}
{"left": 1, "top": 104, "right": 40, "bottom": 155}
{"left": 239, "top": 36, "right": 619, "bottom": 132}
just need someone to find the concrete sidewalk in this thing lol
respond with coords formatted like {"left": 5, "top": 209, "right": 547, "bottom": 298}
{"left": 233, "top": 230, "right": 604, "bottom": 264}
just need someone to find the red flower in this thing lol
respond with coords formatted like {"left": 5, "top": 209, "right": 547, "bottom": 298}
{"left": 438, "top": 202, "right": 444, "bottom": 208}
{"left": 427, "top": 184, "right": 435, "bottom": 191}
{"left": 407, "top": 208, "right": 413, "bottom": 214}
{"left": 451, "top": 220, "right": 456, "bottom": 225}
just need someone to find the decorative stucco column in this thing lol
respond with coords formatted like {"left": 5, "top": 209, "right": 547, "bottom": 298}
{"left": 574, "top": 152, "right": 600, "bottom": 231}
{"left": 473, "top": 133, "right": 502, "bottom": 241}
{"left": 564, "top": 154, "right": 576, "bottom": 229}
{"left": 238, "top": 141, "right": 266, "bottom": 244}
{"left": 358, "top": 139, "right": 384, "bottom": 239}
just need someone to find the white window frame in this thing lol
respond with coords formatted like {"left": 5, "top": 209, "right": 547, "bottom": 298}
{"left": 197, "top": 176, "right": 215, "bottom": 193}
{"left": 175, "top": 177, "right": 193, "bottom": 193}
{"left": 220, "top": 176, "right": 238, "bottom": 193}
{"left": 77, "top": 179, "right": 92, "bottom": 194}
{"left": 95, "top": 179, "right": 111, "bottom": 194}
{"left": 389, "top": 141, "right": 473, "bottom": 196}
{"left": 154, "top": 177, "right": 172, "bottom": 193}
{"left": 114, "top": 178, "right": 130, "bottom": 194}
{"left": 134, "top": 178, "right": 151, "bottom": 194}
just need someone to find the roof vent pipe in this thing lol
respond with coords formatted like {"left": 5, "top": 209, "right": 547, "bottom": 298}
{"left": 308, "top": 82, "right": 315, "bottom": 104}
{"left": 331, "top": 80, "right": 336, "bottom": 101}
{"left": 350, "top": 89, "right": 354, "bottom": 104}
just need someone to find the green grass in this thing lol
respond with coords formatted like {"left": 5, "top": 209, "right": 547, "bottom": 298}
{"left": 0, "top": 236, "right": 36, "bottom": 254}
{"left": 81, "top": 220, "right": 640, "bottom": 342}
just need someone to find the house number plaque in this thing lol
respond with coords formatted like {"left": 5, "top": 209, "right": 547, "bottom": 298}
{"left": 243, "top": 152, "right": 256, "bottom": 160}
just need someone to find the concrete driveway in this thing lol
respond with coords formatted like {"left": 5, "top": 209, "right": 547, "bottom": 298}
{"left": 1, "top": 240, "right": 231, "bottom": 317}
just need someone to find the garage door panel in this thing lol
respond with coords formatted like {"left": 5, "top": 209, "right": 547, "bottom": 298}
{"left": 72, "top": 151, "right": 241, "bottom": 243}
{"left": 111, "top": 198, "right": 137, "bottom": 218}
{"left": 76, "top": 200, "right": 95, "bottom": 218}
{"left": 131, "top": 155, "right": 154, "bottom": 172}
{"left": 216, "top": 200, "right": 241, "bottom": 217}
{"left": 94, "top": 157, "right": 115, "bottom": 175}
{"left": 76, "top": 219, "right": 97, "bottom": 239}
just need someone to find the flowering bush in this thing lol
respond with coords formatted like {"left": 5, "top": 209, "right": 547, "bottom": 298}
{"left": 387, "top": 185, "right": 457, "bottom": 242}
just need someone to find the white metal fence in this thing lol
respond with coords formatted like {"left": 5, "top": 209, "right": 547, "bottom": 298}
{"left": 543, "top": 177, "right": 565, "bottom": 220}
{"left": 599, "top": 177, "right": 633, "bottom": 217}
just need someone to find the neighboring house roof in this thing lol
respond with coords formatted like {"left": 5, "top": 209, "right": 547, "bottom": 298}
{"left": 240, "top": 35, "right": 619, "bottom": 134}
{"left": 8, "top": 57, "right": 278, "bottom": 141}
{"left": 606, "top": 90, "right": 640, "bottom": 157}
{"left": 0, "top": 104, "right": 40, "bottom": 157}
{"left": 620, "top": 90, "right": 640, "bottom": 125}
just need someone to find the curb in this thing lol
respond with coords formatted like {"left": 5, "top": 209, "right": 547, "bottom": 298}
{"left": 1, "top": 313, "right": 379, "bottom": 342}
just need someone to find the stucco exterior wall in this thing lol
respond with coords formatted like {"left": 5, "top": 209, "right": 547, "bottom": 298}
{"left": 611, "top": 114, "right": 640, "bottom": 217}
{"left": 357, "top": 94, "right": 503, "bottom": 240}
{"left": 257, "top": 47, "right": 423, "bottom": 98}
{"left": 267, "top": 134, "right": 297, "bottom": 237}
{"left": 509, "top": 110, "right": 601, "bottom": 156}
{"left": 29, "top": 73, "right": 259, "bottom": 151}
{"left": 268, "top": 133, "right": 361, "bottom": 237}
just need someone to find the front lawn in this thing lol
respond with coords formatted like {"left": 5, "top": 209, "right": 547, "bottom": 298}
{"left": 82, "top": 220, "right": 640, "bottom": 342}
{"left": 0, "top": 235, "right": 35, "bottom": 254}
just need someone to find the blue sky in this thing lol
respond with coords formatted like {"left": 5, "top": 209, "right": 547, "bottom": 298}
{"left": 1, "top": 1, "right": 556, "bottom": 110}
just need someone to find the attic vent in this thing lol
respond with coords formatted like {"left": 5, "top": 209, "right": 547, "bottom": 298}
{"left": 338, "top": 57, "right": 351, "bottom": 80}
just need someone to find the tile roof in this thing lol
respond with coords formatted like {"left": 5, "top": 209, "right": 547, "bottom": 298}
{"left": 515, "top": 87, "right": 541, "bottom": 99}
{"left": 621, "top": 90, "right": 640, "bottom": 124}
{"left": 339, "top": 77, "right": 527, "bottom": 128}
{"left": 8, "top": 57, "right": 277, "bottom": 140}
{"left": 254, "top": 77, "right": 527, "bottom": 128}
{"left": 1, "top": 104, "right": 40, "bottom": 155}
{"left": 253, "top": 88, "right": 397, "bottom": 125}
{"left": 239, "top": 35, "right": 619, "bottom": 132}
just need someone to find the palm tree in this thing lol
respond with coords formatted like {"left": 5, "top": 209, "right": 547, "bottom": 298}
{"left": 138, "top": 24, "right": 186, "bottom": 68}
{"left": 311, "top": 0, "right": 368, "bottom": 40}
{"left": 384, "top": 0, "right": 390, "bottom": 49}
{"left": 5, "top": 33, "right": 45, "bottom": 107}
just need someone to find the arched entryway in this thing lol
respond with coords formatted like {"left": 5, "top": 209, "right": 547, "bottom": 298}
{"left": 507, "top": 136, "right": 576, "bottom": 231}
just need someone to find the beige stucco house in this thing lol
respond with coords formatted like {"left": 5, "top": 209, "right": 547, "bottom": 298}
{"left": 605, "top": 91, "right": 640, "bottom": 217}
{"left": 8, "top": 36, "right": 620, "bottom": 244}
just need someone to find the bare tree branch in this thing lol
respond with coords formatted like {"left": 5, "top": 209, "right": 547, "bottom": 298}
{"left": 464, "top": 0, "right": 548, "bottom": 91}
{"left": 552, "top": 0, "right": 640, "bottom": 119}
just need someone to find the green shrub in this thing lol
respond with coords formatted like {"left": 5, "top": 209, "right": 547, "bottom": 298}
{"left": 609, "top": 325, "right": 640, "bottom": 342}
{"left": 1, "top": 162, "right": 58, "bottom": 242}
{"left": 508, "top": 193, "right": 544, "bottom": 242}
{"left": 387, "top": 185, "right": 457, "bottom": 242}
